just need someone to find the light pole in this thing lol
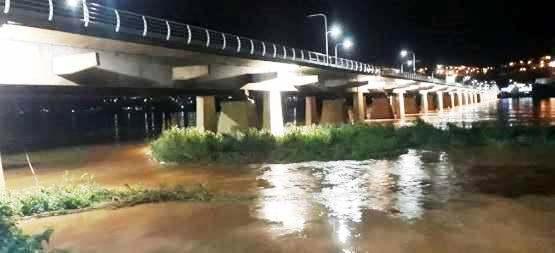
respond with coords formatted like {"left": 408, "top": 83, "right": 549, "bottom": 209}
{"left": 307, "top": 13, "right": 329, "bottom": 64}
{"left": 334, "top": 38, "right": 353, "bottom": 63}
{"left": 400, "top": 49, "right": 416, "bottom": 73}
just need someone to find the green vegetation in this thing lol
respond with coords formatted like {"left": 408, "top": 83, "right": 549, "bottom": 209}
{"left": 151, "top": 121, "right": 555, "bottom": 164}
{"left": 0, "top": 205, "right": 54, "bottom": 253}
{"left": 0, "top": 173, "right": 214, "bottom": 218}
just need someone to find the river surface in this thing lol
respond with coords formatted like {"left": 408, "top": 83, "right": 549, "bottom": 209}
{"left": 6, "top": 98, "right": 555, "bottom": 252}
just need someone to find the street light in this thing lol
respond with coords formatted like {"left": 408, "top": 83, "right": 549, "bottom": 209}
{"left": 334, "top": 38, "right": 353, "bottom": 64}
{"left": 400, "top": 49, "right": 416, "bottom": 73}
{"left": 329, "top": 24, "right": 343, "bottom": 39}
{"left": 307, "top": 13, "right": 329, "bottom": 64}
{"left": 67, "top": 0, "right": 79, "bottom": 7}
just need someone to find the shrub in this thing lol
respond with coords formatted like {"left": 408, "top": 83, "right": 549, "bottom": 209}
{"left": 0, "top": 205, "right": 53, "bottom": 253}
{"left": 150, "top": 122, "right": 555, "bottom": 164}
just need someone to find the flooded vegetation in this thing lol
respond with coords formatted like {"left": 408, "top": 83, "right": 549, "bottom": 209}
{"left": 2, "top": 98, "right": 555, "bottom": 252}
{"left": 151, "top": 121, "right": 555, "bottom": 163}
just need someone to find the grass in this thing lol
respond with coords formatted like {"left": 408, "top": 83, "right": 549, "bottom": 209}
{"left": 150, "top": 121, "right": 555, "bottom": 164}
{"left": 0, "top": 173, "right": 215, "bottom": 218}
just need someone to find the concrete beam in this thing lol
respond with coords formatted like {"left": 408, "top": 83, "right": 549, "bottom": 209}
{"left": 172, "top": 66, "right": 209, "bottom": 80}
{"left": 51, "top": 51, "right": 172, "bottom": 87}
{"left": 241, "top": 75, "right": 318, "bottom": 92}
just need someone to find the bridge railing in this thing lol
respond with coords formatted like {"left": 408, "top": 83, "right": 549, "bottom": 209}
{"left": 0, "top": 0, "right": 381, "bottom": 75}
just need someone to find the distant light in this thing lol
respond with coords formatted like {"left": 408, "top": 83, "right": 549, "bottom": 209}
{"left": 342, "top": 38, "right": 353, "bottom": 49}
{"left": 329, "top": 25, "right": 342, "bottom": 38}
{"left": 549, "top": 61, "right": 555, "bottom": 68}
{"left": 527, "top": 60, "right": 533, "bottom": 65}
{"left": 407, "top": 60, "right": 413, "bottom": 66}
{"left": 545, "top": 56, "right": 552, "bottom": 60}
{"left": 509, "top": 62, "right": 515, "bottom": 67}
{"left": 66, "top": 0, "right": 79, "bottom": 7}
{"left": 436, "top": 64, "right": 444, "bottom": 69}
{"left": 400, "top": 50, "right": 408, "bottom": 58}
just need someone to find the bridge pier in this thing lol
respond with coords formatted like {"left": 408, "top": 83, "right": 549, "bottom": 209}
{"left": 419, "top": 91, "right": 430, "bottom": 114}
{"left": 217, "top": 100, "right": 258, "bottom": 134}
{"left": 353, "top": 90, "right": 367, "bottom": 122}
{"left": 320, "top": 99, "right": 346, "bottom": 124}
{"left": 305, "top": 96, "right": 319, "bottom": 125}
{"left": 436, "top": 91, "right": 444, "bottom": 112}
{"left": 196, "top": 96, "right": 218, "bottom": 132}
{"left": 369, "top": 93, "right": 395, "bottom": 120}
{"left": 262, "top": 90, "right": 285, "bottom": 135}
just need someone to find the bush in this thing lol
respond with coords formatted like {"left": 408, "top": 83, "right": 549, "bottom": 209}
{"left": 3, "top": 173, "right": 111, "bottom": 217}
{"left": 1, "top": 173, "right": 215, "bottom": 218}
{"left": 150, "top": 122, "right": 555, "bottom": 164}
{"left": 0, "top": 205, "right": 53, "bottom": 253}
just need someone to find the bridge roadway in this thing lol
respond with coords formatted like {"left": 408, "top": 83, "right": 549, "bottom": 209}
{"left": 0, "top": 0, "right": 497, "bottom": 135}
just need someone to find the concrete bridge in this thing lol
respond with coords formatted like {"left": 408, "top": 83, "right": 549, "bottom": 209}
{"left": 0, "top": 0, "right": 497, "bottom": 135}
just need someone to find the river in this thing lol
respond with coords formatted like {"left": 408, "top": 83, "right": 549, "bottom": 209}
{"left": 6, "top": 97, "right": 555, "bottom": 252}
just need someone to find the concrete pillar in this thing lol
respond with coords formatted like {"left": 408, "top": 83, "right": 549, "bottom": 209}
{"left": 369, "top": 95, "right": 395, "bottom": 119}
{"left": 320, "top": 99, "right": 346, "bottom": 124}
{"left": 450, "top": 92, "right": 456, "bottom": 108}
{"left": 458, "top": 92, "right": 465, "bottom": 106}
{"left": 217, "top": 101, "right": 258, "bottom": 134}
{"left": 474, "top": 93, "right": 478, "bottom": 104}
{"left": 353, "top": 91, "right": 366, "bottom": 122}
{"left": 305, "top": 96, "right": 318, "bottom": 125}
{"left": 196, "top": 96, "right": 217, "bottom": 132}
{"left": 396, "top": 92, "right": 406, "bottom": 118}
{"left": 437, "top": 91, "right": 444, "bottom": 112}
{"left": 262, "top": 90, "right": 285, "bottom": 135}
{"left": 420, "top": 92, "right": 429, "bottom": 114}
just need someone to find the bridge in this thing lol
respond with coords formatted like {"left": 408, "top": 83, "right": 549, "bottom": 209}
{"left": 0, "top": 0, "right": 498, "bottom": 135}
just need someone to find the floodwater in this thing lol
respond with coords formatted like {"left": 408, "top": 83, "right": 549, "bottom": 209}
{"left": 7, "top": 98, "right": 555, "bottom": 252}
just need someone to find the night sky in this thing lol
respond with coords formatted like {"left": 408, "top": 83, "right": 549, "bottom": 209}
{"left": 97, "top": 0, "right": 553, "bottom": 67}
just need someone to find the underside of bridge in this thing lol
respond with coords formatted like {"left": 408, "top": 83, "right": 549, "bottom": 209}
{"left": 0, "top": 23, "right": 497, "bottom": 135}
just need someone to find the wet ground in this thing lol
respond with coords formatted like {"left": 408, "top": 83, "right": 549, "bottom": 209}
{"left": 5, "top": 98, "right": 555, "bottom": 252}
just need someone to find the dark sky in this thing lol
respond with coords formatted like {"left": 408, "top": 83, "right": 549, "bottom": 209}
{"left": 99, "top": 0, "right": 553, "bottom": 66}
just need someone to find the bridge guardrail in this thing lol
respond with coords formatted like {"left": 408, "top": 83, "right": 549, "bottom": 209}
{"left": 0, "top": 0, "right": 381, "bottom": 75}
{"left": 0, "top": 0, "right": 490, "bottom": 91}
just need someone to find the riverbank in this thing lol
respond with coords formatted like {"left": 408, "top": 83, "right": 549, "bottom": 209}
{"left": 151, "top": 121, "right": 555, "bottom": 164}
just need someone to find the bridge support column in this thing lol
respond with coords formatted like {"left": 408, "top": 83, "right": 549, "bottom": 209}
{"left": 419, "top": 91, "right": 429, "bottom": 114}
{"left": 458, "top": 92, "right": 464, "bottom": 106}
{"left": 353, "top": 90, "right": 366, "bottom": 122}
{"left": 196, "top": 96, "right": 217, "bottom": 132}
{"left": 395, "top": 92, "right": 406, "bottom": 118}
{"left": 262, "top": 90, "right": 285, "bottom": 136}
{"left": 437, "top": 91, "right": 444, "bottom": 112}
{"left": 321, "top": 99, "right": 346, "bottom": 124}
{"left": 305, "top": 96, "right": 319, "bottom": 125}
{"left": 449, "top": 92, "right": 455, "bottom": 109}
{"left": 369, "top": 93, "right": 395, "bottom": 120}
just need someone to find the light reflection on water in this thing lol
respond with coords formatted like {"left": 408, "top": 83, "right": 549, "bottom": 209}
{"left": 418, "top": 98, "right": 555, "bottom": 128}
{"left": 257, "top": 150, "right": 460, "bottom": 239}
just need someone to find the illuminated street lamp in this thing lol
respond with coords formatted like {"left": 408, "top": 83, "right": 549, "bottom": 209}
{"left": 67, "top": 0, "right": 79, "bottom": 7}
{"left": 334, "top": 38, "right": 353, "bottom": 59}
{"left": 307, "top": 13, "right": 333, "bottom": 65}
{"left": 329, "top": 24, "right": 343, "bottom": 39}
{"left": 549, "top": 61, "right": 555, "bottom": 68}
{"left": 400, "top": 49, "right": 416, "bottom": 73}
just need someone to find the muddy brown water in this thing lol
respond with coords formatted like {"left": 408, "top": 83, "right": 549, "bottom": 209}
{"left": 5, "top": 98, "right": 555, "bottom": 252}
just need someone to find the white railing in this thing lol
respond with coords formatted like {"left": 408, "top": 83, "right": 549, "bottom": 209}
{"left": 0, "top": 0, "right": 380, "bottom": 75}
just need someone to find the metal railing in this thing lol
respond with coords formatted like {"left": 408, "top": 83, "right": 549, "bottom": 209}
{"left": 0, "top": 0, "right": 381, "bottom": 74}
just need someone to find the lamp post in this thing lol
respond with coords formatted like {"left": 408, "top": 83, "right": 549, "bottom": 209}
{"left": 307, "top": 13, "right": 329, "bottom": 64}
{"left": 334, "top": 38, "right": 353, "bottom": 64}
{"left": 401, "top": 50, "right": 416, "bottom": 73}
